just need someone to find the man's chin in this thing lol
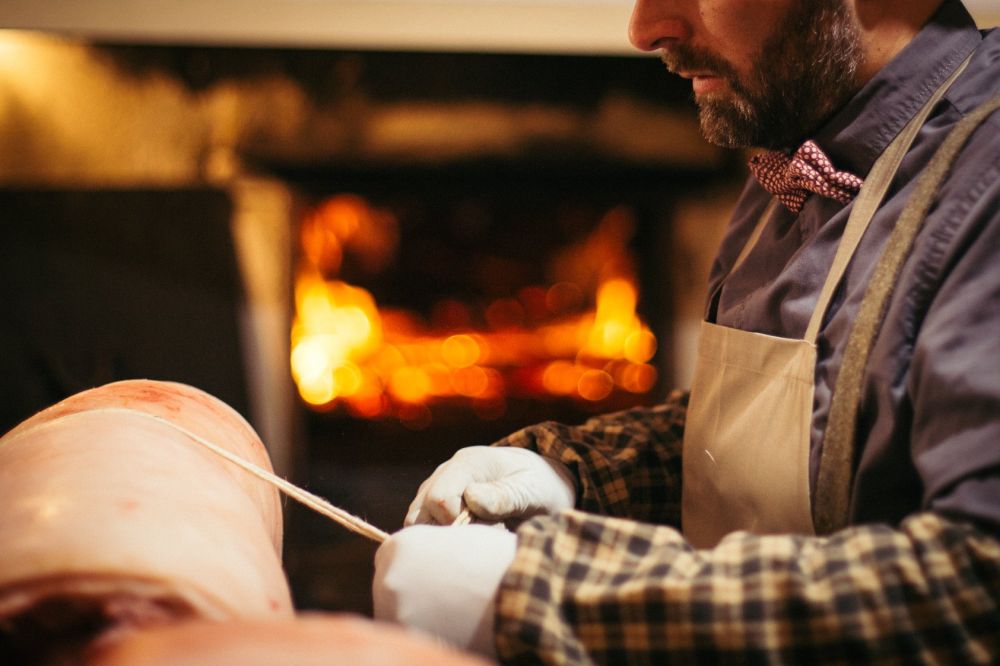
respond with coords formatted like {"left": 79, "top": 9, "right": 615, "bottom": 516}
{"left": 696, "top": 102, "right": 758, "bottom": 149}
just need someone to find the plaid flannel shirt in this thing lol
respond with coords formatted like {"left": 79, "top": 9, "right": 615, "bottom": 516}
{"left": 491, "top": 391, "right": 1000, "bottom": 664}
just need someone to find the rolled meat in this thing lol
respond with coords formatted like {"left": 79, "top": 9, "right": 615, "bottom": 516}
{"left": 0, "top": 380, "right": 292, "bottom": 664}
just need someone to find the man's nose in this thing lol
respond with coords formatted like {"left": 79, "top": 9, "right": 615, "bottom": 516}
{"left": 629, "top": 0, "right": 690, "bottom": 52}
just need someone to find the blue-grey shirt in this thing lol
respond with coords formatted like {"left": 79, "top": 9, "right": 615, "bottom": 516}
{"left": 707, "top": 0, "right": 1000, "bottom": 532}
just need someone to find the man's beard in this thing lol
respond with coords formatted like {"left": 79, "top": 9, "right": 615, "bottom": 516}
{"left": 662, "top": 1, "right": 864, "bottom": 150}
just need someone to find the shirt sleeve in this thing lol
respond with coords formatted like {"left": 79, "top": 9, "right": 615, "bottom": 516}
{"left": 496, "top": 510, "right": 1000, "bottom": 664}
{"left": 491, "top": 390, "right": 688, "bottom": 527}
{"left": 905, "top": 145, "right": 1000, "bottom": 531}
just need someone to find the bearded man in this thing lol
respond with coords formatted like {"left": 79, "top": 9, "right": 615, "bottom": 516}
{"left": 373, "top": 0, "right": 1000, "bottom": 662}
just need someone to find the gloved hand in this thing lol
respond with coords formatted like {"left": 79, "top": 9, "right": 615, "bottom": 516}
{"left": 372, "top": 524, "right": 518, "bottom": 658}
{"left": 404, "top": 446, "right": 576, "bottom": 526}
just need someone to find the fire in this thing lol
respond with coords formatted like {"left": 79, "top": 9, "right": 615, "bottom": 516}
{"left": 290, "top": 271, "right": 383, "bottom": 406}
{"left": 291, "top": 194, "right": 658, "bottom": 424}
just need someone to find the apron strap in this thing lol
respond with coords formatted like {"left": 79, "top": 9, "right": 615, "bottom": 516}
{"left": 803, "top": 55, "right": 973, "bottom": 345}
{"left": 813, "top": 90, "right": 1000, "bottom": 535}
{"left": 730, "top": 199, "right": 780, "bottom": 276}
{"left": 708, "top": 54, "right": 971, "bottom": 333}
{"left": 705, "top": 198, "right": 778, "bottom": 322}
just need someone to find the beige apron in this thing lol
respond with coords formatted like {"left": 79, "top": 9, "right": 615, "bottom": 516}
{"left": 681, "top": 61, "right": 970, "bottom": 549}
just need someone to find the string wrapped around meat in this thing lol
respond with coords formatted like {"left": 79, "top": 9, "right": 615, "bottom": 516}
{"left": 0, "top": 380, "right": 292, "bottom": 664}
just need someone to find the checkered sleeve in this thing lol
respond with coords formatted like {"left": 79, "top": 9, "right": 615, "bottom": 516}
{"left": 491, "top": 390, "right": 688, "bottom": 527}
{"left": 495, "top": 510, "right": 1000, "bottom": 664}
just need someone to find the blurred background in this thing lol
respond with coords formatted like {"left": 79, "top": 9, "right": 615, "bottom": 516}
{"left": 1, "top": 0, "right": 996, "bottom": 616}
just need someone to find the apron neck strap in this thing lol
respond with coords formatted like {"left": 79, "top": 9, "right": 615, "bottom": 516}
{"left": 803, "top": 53, "right": 973, "bottom": 343}
{"left": 705, "top": 198, "right": 778, "bottom": 321}
{"left": 708, "top": 53, "right": 972, "bottom": 339}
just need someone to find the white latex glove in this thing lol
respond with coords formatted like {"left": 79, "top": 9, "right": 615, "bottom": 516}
{"left": 372, "top": 524, "right": 518, "bottom": 659}
{"left": 404, "top": 446, "right": 576, "bottom": 526}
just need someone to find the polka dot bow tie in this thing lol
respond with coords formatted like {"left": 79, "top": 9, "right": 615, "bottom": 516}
{"left": 748, "top": 140, "right": 864, "bottom": 213}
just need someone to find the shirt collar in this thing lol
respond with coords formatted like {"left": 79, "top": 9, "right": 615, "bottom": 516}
{"left": 813, "top": 0, "right": 982, "bottom": 177}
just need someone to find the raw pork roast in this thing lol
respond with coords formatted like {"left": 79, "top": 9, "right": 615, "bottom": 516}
{"left": 0, "top": 380, "right": 291, "bottom": 663}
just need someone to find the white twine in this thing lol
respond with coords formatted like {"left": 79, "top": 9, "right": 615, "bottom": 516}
{"left": 2, "top": 407, "right": 476, "bottom": 543}
{"left": 2, "top": 407, "right": 391, "bottom": 543}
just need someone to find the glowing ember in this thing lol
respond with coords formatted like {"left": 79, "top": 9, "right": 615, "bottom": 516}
{"left": 291, "top": 194, "right": 658, "bottom": 423}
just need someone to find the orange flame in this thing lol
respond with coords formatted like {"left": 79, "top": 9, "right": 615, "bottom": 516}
{"left": 291, "top": 194, "right": 658, "bottom": 424}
